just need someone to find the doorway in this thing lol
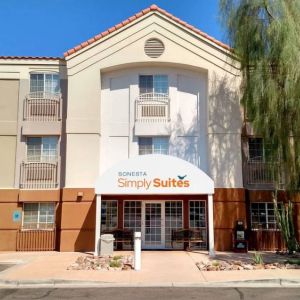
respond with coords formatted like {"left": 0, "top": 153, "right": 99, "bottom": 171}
{"left": 142, "top": 201, "right": 165, "bottom": 249}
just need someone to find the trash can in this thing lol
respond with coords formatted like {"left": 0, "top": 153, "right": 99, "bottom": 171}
{"left": 100, "top": 234, "right": 115, "bottom": 256}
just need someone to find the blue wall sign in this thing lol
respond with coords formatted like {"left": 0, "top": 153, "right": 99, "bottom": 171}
{"left": 13, "top": 211, "right": 21, "bottom": 222}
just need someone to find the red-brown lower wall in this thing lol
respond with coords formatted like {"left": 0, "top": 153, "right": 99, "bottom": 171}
{"left": 59, "top": 188, "right": 96, "bottom": 252}
{"left": 0, "top": 189, "right": 60, "bottom": 251}
{"left": 1, "top": 188, "right": 299, "bottom": 252}
{"left": 0, "top": 190, "right": 22, "bottom": 250}
{"left": 58, "top": 189, "right": 246, "bottom": 252}
{"left": 247, "top": 190, "right": 300, "bottom": 251}
{"left": 214, "top": 188, "right": 246, "bottom": 251}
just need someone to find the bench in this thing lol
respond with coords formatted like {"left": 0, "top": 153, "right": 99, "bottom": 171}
{"left": 171, "top": 229, "right": 205, "bottom": 249}
{"left": 103, "top": 229, "right": 134, "bottom": 249}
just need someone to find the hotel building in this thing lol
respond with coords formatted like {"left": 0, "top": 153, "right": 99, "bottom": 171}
{"left": 0, "top": 5, "right": 298, "bottom": 253}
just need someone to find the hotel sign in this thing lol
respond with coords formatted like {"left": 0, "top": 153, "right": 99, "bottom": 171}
{"left": 96, "top": 154, "right": 214, "bottom": 195}
{"left": 117, "top": 171, "right": 190, "bottom": 190}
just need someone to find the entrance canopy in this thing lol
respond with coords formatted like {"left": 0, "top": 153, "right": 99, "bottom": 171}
{"left": 95, "top": 154, "right": 214, "bottom": 195}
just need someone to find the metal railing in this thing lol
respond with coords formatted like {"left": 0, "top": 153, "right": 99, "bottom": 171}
{"left": 16, "top": 227, "right": 56, "bottom": 251}
{"left": 135, "top": 93, "right": 170, "bottom": 122}
{"left": 20, "top": 161, "right": 58, "bottom": 189}
{"left": 24, "top": 92, "right": 62, "bottom": 121}
{"left": 245, "top": 161, "right": 284, "bottom": 186}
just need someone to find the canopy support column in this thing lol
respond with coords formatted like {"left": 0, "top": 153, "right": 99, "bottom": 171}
{"left": 94, "top": 194, "right": 102, "bottom": 256}
{"left": 208, "top": 194, "right": 215, "bottom": 257}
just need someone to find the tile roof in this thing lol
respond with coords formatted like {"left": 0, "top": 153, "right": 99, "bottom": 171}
{"left": 64, "top": 4, "right": 231, "bottom": 57}
{"left": 0, "top": 56, "right": 63, "bottom": 60}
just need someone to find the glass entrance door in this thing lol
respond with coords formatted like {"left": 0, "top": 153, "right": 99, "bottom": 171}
{"left": 142, "top": 202, "right": 165, "bottom": 249}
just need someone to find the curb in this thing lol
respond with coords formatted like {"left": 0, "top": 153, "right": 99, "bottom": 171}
{"left": 1, "top": 278, "right": 300, "bottom": 289}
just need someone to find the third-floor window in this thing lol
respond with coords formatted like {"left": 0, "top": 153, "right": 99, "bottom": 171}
{"left": 30, "top": 73, "right": 60, "bottom": 94}
{"left": 139, "top": 75, "right": 168, "bottom": 95}
{"left": 27, "top": 137, "right": 58, "bottom": 162}
{"left": 138, "top": 137, "right": 169, "bottom": 155}
{"left": 248, "top": 137, "right": 272, "bottom": 162}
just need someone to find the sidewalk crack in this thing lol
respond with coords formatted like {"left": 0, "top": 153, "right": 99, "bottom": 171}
{"left": 234, "top": 287, "right": 244, "bottom": 300}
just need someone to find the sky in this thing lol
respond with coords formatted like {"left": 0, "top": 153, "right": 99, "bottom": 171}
{"left": 0, "top": 0, "right": 224, "bottom": 57}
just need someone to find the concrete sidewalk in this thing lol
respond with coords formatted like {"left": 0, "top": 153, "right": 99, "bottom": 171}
{"left": 0, "top": 251, "right": 300, "bottom": 288}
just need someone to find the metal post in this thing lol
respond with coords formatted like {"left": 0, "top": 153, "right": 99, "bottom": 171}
{"left": 94, "top": 194, "right": 102, "bottom": 256}
{"left": 208, "top": 194, "right": 215, "bottom": 257}
{"left": 134, "top": 232, "right": 141, "bottom": 271}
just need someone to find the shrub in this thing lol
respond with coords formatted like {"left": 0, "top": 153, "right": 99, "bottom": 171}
{"left": 112, "top": 255, "right": 123, "bottom": 261}
{"left": 109, "top": 260, "right": 122, "bottom": 268}
{"left": 253, "top": 252, "right": 264, "bottom": 265}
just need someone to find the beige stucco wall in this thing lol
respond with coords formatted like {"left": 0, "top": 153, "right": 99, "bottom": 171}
{"left": 65, "top": 11, "right": 242, "bottom": 188}
{"left": 0, "top": 79, "right": 19, "bottom": 135}
{"left": 0, "top": 60, "right": 66, "bottom": 188}
{"left": 0, "top": 136, "right": 17, "bottom": 187}
{"left": 0, "top": 79, "right": 19, "bottom": 187}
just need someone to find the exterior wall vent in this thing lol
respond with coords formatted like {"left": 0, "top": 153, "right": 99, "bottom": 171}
{"left": 144, "top": 39, "right": 165, "bottom": 58}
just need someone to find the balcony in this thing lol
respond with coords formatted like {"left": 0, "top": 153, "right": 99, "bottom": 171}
{"left": 135, "top": 93, "right": 171, "bottom": 136}
{"left": 20, "top": 161, "right": 58, "bottom": 189}
{"left": 244, "top": 161, "right": 284, "bottom": 189}
{"left": 17, "top": 227, "right": 56, "bottom": 251}
{"left": 23, "top": 92, "right": 62, "bottom": 122}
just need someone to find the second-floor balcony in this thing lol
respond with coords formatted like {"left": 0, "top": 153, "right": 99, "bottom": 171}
{"left": 135, "top": 93, "right": 171, "bottom": 136}
{"left": 20, "top": 161, "right": 58, "bottom": 189}
{"left": 23, "top": 92, "right": 62, "bottom": 122}
{"left": 135, "top": 93, "right": 170, "bottom": 123}
{"left": 244, "top": 161, "right": 285, "bottom": 189}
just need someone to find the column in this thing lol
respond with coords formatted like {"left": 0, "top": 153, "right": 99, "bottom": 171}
{"left": 94, "top": 194, "right": 102, "bottom": 256}
{"left": 208, "top": 194, "right": 215, "bottom": 257}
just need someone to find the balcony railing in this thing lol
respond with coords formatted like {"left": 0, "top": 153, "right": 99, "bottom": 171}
{"left": 20, "top": 161, "right": 58, "bottom": 189}
{"left": 135, "top": 93, "right": 170, "bottom": 122}
{"left": 245, "top": 161, "right": 284, "bottom": 187}
{"left": 24, "top": 92, "right": 62, "bottom": 121}
{"left": 17, "top": 227, "right": 56, "bottom": 251}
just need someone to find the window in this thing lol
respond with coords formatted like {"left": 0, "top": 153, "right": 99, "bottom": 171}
{"left": 248, "top": 138, "right": 272, "bottom": 162}
{"left": 30, "top": 73, "right": 60, "bottom": 94}
{"left": 124, "top": 201, "right": 142, "bottom": 232}
{"left": 189, "top": 201, "right": 206, "bottom": 229}
{"left": 138, "top": 137, "right": 169, "bottom": 155}
{"left": 165, "top": 201, "right": 183, "bottom": 248}
{"left": 101, "top": 200, "right": 118, "bottom": 231}
{"left": 23, "top": 202, "right": 55, "bottom": 230}
{"left": 189, "top": 200, "right": 207, "bottom": 249}
{"left": 139, "top": 75, "right": 168, "bottom": 94}
{"left": 251, "top": 202, "right": 279, "bottom": 230}
{"left": 27, "top": 137, "right": 58, "bottom": 162}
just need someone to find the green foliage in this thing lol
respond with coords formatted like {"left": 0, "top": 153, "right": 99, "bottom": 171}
{"left": 253, "top": 252, "right": 264, "bottom": 265}
{"left": 112, "top": 255, "right": 123, "bottom": 261}
{"left": 286, "top": 259, "right": 300, "bottom": 265}
{"left": 274, "top": 197, "right": 299, "bottom": 253}
{"left": 219, "top": 0, "right": 300, "bottom": 191}
{"left": 109, "top": 260, "right": 122, "bottom": 268}
{"left": 212, "top": 260, "right": 220, "bottom": 267}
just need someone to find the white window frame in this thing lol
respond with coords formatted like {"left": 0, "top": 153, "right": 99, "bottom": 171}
{"left": 26, "top": 136, "right": 59, "bottom": 163}
{"left": 139, "top": 74, "right": 169, "bottom": 95}
{"left": 188, "top": 200, "right": 207, "bottom": 249}
{"left": 22, "top": 202, "right": 55, "bottom": 231}
{"left": 30, "top": 72, "right": 60, "bottom": 94}
{"left": 138, "top": 137, "right": 169, "bottom": 155}
{"left": 189, "top": 200, "right": 207, "bottom": 229}
{"left": 165, "top": 200, "right": 184, "bottom": 249}
{"left": 123, "top": 200, "right": 142, "bottom": 232}
{"left": 250, "top": 202, "right": 280, "bottom": 231}
{"left": 248, "top": 137, "right": 272, "bottom": 162}
{"left": 101, "top": 200, "right": 118, "bottom": 232}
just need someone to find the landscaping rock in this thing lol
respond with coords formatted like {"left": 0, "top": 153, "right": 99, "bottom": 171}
{"left": 195, "top": 260, "right": 299, "bottom": 271}
{"left": 67, "top": 255, "right": 134, "bottom": 271}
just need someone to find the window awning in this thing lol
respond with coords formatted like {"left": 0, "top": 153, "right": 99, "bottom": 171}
{"left": 95, "top": 154, "right": 214, "bottom": 195}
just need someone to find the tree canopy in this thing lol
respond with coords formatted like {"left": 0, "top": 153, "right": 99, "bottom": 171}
{"left": 220, "top": 0, "right": 300, "bottom": 191}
